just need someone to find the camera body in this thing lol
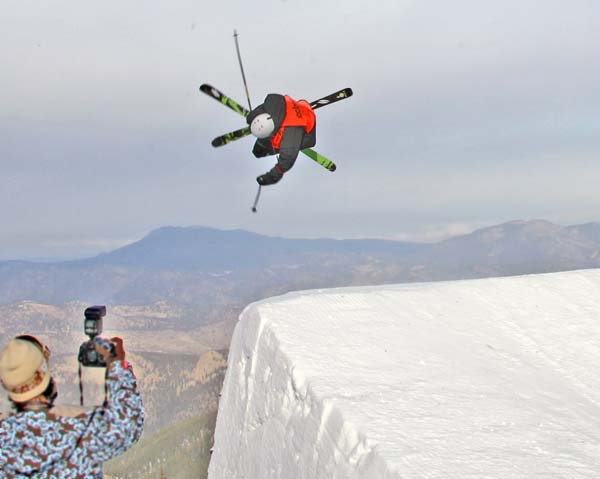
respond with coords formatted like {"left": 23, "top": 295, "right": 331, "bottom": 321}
{"left": 78, "top": 305, "right": 115, "bottom": 368}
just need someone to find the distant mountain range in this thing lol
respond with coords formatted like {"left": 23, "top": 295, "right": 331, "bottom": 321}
{"left": 1, "top": 220, "right": 599, "bottom": 310}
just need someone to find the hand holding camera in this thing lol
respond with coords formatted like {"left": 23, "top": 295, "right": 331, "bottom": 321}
{"left": 77, "top": 306, "right": 129, "bottom": 406}
{"left": 94, "top": 337, "right": 125, "bottom": 363}
{"left": 78, "top": 306, "right": 125, "bottom": 368}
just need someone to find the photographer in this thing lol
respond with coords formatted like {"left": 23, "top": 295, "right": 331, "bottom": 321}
{"left": 0, "top": 334, "right": 144, "bottom": 478}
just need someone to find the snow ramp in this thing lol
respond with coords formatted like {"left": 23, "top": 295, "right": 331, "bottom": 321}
{"left": 208, "top": 270, "right": 600, "bottom": 478}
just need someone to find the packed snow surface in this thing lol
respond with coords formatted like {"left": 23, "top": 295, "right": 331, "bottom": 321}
{"left": 208, "top": 270, "right": 600, "bottom": 478}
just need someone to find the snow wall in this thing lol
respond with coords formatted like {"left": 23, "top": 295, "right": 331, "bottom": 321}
{"left": 208, "top": 270, "right": 600, "bottom": 478}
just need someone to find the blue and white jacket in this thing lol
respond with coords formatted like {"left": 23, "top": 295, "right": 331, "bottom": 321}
{"left": 0, "top": 361, "right": 144, "bottom": 478}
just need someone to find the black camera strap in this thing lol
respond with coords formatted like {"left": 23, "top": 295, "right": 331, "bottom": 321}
{"left": 104, "top": 366, "right": 109, "bottom": 407}
{"left": 78, "top": 363, "right": 84, "bottom": 407}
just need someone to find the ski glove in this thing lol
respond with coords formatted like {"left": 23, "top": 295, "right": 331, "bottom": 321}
{"left": 256, "top": 172, "right": 280, "bottom": 186}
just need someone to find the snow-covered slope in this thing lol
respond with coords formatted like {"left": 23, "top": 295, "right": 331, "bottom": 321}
{"left": 208, "top": 270, "right": 600, "bottom": 478}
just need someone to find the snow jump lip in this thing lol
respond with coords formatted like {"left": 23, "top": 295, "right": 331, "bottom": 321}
{"left": 209, "top": 270, "right": 600, "bottom": 478}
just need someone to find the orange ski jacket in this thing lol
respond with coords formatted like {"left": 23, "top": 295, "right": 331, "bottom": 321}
{"left": 247, "top": 93, "right": 317, "bottom": 185}
{"left": 270, "top": 96, "right": 316, "bottom": 150}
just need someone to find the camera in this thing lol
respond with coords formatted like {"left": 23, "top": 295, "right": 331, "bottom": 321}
{"left": 78, "top": 305, "right": 115, "bottom": 368}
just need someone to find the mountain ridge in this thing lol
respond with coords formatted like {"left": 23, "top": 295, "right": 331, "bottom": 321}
{"left": 0, "top": 219, "right": 599, "bottom": 306}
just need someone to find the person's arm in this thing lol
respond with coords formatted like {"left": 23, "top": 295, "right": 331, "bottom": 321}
{"left": 257, "top": 127, "right": 303, "bottom": 185}
{"left": 76, "top": 338, "right": 144, "bottom": 463}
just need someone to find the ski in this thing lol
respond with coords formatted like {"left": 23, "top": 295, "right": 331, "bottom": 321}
{"left": 309, "top": 87, "right": 353, "bottom": 110}
{"left": 302, "top": 148, "right": 336, "bottom": 172}
{"left": 200, "top": 84, "right": 353, "bottom": 118}
{"left": 211, "top": 126, "right": 251, "bottom": 147}
{"left": 200, "top": 84, "right": 250, "bottom": 117}
{"left": 211, "top": 128, "right": 336, "bottom": 171}
{"left": 201, "top": 84, "right": 351, "bottom": 171}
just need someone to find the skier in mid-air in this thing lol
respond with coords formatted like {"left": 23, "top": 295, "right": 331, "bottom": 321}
{"left": 247, "top": 93, "right": 316, "bottom": 186}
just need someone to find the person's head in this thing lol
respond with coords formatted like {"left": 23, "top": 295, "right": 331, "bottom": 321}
{"left": 0, "top": 335, "right": 57, "bottom": 410}
{"left": 250, "top": 113, "right": 275, "bottom": 139}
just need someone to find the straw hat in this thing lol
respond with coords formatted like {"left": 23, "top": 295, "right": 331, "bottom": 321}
{"left": 0, "top": 336, "right": 52, "bottom": 403}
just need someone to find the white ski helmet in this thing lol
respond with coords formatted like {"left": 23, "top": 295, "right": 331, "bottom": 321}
{"left": 250, "top": 113, "right": 275, "bottom": 139}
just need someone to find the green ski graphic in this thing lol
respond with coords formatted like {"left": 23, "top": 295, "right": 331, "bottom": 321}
{"left": 301, "top": 148, "right": 336, "bottom": 172}
{"left": 211, "top": 126, "right": 251, "bottom": 147}
{"left": 200, "top": 84, "right": 250, "bottom": 117}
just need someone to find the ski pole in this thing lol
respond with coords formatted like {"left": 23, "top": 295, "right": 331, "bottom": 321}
{"left": 251, "top": 185, "right": 262, "bottom": 213}
{"left": 233, "top": 29, "right": 252, "bottom": 110}
{"left": 233, "top": 30, "right": 261, "bottom": 214}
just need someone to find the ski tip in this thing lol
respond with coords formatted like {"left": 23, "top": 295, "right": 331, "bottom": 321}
{"left": 330, "top": 164, "right": 337, "bottom": 172}
{"left": 211, "top": 138, "right": 223, "bottom": 148}
{"left": 345, "top": 88, "right": 353, "bottom": 97}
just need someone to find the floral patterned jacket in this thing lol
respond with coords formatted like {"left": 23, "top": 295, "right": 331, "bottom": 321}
{"left": 0, "top": 361, "right": 144, "bottom": 478}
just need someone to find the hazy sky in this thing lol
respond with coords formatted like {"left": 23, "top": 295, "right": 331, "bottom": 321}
{"left": 2, "top": 0, "right": 599, "bottom": 259}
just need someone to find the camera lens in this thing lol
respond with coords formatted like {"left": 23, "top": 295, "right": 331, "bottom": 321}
{"left": 86, "top": 349, "right": 98, "bottom": 364}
